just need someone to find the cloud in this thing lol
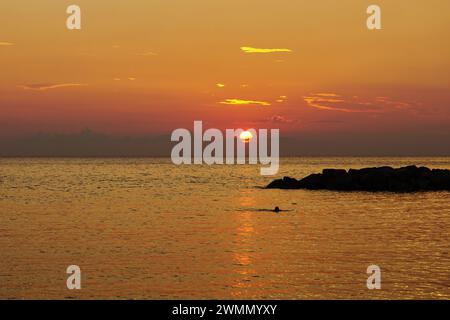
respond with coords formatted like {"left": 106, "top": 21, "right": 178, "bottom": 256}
{"left": 303, "top": 94, "right": 353, "bottom": 112}
{"left": 375, "top": 96, "right": 412, "bottom": 110}
{"left": 19, "top": 83, "right": 86, "bottom": 91}
{"left": 267, "top": 115, "right": 297, "bottom": 124}
{"left": 315, "top": 93, "right": 340, "bottom": 97}
{"left": 303, "top": 93, "right": 416, "bottom": 113}
{"left": 0, "top": 42, "right": 14, "bottom": 46}
{"left": 240, "top": 46, "right": 292, "bottom": 54}
{"left": 220, "top": 99, "right": 271, "bottom": 106}
{"left": 276, "top": 95, "right": 288, "bottom": 103}
{"left": 216, "top": 83, "right": 225, "bottom": 88}
{"left": 113, "top": 77, "right": 136, "bottom": 81}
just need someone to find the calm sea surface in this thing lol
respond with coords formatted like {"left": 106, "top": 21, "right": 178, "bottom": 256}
{"left": 0, "top": 157, "right": 449, "bottom": 299}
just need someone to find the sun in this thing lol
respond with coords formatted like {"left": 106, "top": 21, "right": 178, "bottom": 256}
{"left": 239, "top": 130, "right": 253, "bottom": 143}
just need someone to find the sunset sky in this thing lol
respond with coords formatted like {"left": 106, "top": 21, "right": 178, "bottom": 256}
{"left": 1, "top": 0, "right": 449, "bottom": 155}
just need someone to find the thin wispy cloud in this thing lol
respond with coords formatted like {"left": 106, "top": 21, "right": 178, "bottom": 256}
{"left": 19, "top": 83, "right": 87, "bottom": 91}
{"left": 303, "top": 93, "right": 415, "bottom": 113}
{"left": 112, "top": 77, "right": 137, "bottom": 81}
{"left": 240, "top": 46, "right": 292, "bottom": 54}
{"left": 220, "top": 99, "right": 271, "bottom": 106}
{"left": 304, "top": 93, "right": 377, "bottom": 113}
{"left": 315, "top": 93, "right": 340, "bottom": 97}
{"left": 267, "top": 115, "right": 297, "bottom": 124}
{"left": 0, "top": 42, "right": 14, "bottom": 46}
{"left": 276, "top": 95, "right": 288, "bottom": 103}
{"left": 375, "top": 96, "right": 412, "bottom": 110}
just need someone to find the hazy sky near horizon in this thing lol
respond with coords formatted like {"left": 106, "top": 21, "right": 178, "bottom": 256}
{"left": 1, "top": 1, "right": 449, "bottom": 153}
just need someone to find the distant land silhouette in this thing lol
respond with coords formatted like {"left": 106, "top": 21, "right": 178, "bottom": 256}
{"left": 1, "top": 129, "right": 450, "bottom": 157}
{"left": 0, "top": 129, "right": 172, "bottom": 157}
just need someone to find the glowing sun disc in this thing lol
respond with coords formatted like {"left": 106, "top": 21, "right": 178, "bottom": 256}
{"left": 240, "top": 130, "right": 253, "bottom": 143}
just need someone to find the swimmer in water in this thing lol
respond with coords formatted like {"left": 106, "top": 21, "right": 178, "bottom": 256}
{"left": 274, "top": 206, "right": 281, "bottom": 213}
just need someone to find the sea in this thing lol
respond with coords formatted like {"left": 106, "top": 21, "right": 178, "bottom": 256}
{"left": 0, "top": 157, "right": 449, "bottom": 299}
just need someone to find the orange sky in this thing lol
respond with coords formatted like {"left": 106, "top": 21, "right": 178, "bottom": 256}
{"left": 1, "top": 0, "right": 450, "bottom": 149}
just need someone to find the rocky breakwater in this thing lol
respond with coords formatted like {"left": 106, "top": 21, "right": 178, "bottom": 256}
{"left": 266, "top": 166, "right": 450, "bottom": 192}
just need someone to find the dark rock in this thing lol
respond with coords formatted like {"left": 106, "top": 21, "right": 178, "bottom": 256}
{"left": 266, "top": 176, "right": 301, "bottom": 189}
{"left": 297, "top": 173, "right": 325, "bottom": 189}
{"left": 266, "top": 166, "right": 450, "bottom": 192}
{"left": 322, "top": 169, "right": 347, "bottom": 176}
{"left": 430, "top": 169, "right": 450, "bottom": 190}
{"left": 320, "top": 169, "right": 353, "bottom": 190}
